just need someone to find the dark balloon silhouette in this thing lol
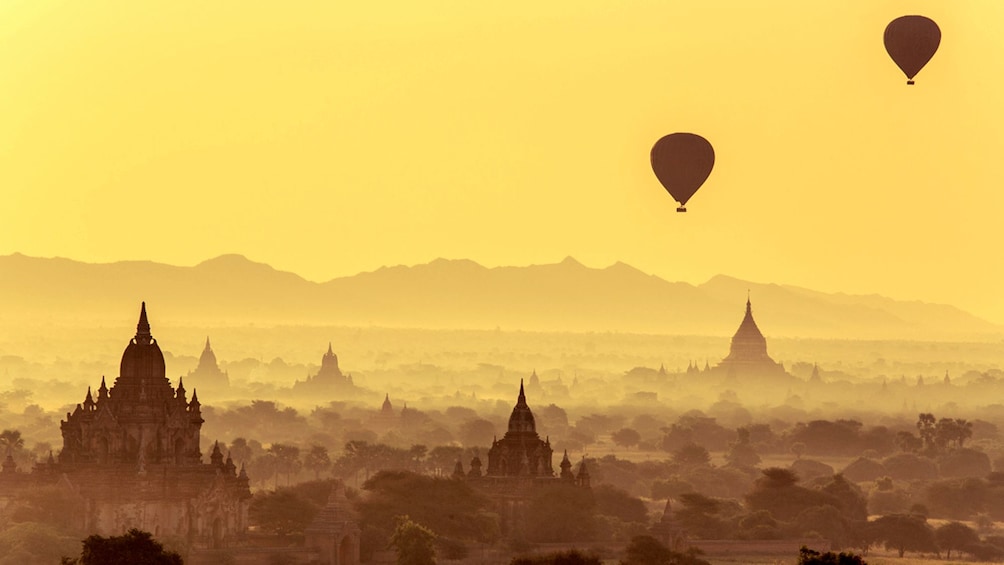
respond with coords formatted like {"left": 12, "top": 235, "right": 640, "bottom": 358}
{"left": 884, "top": 16, "right": 941, "bottom": 85}
{"left": 650, "top": 133, "right": 715, "bottom": 213}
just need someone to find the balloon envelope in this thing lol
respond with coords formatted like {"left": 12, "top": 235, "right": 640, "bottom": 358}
{"left": 884, "top": 16, "right": 941, "bottom": 83}
{"left": 650, "top": 133, "right": 715, "bottom": 208}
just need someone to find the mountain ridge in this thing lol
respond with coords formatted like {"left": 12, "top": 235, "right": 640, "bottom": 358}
{"left": 0, "top": 253, "right": 997, "bottom": 340}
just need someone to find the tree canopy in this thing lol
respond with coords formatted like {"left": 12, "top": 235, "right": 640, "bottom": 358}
{"left": 61, "top": 529, "right": 182, "bottom": 565}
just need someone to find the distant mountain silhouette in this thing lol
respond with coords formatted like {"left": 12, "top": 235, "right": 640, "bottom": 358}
{"left": 0, "top": 253, "right": 998, "bottom": 339}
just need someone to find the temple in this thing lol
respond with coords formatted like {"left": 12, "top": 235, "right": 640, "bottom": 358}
{"left": 457, "top": 378, "right": 589, "bottom": 538}
{"left": 54, "top": 303, "right": 251, "bottom": 547}
{"left": 292, "top": 343, "right": 356, "bottom": 396}
{"left": 185, "top": 337, "right": 230, "bottom": 394}
{"left": 485, "top": 379, "right": 555, "bottom": 477}
{"left": 712, "top": 296, "right": 787, "bottom": 379}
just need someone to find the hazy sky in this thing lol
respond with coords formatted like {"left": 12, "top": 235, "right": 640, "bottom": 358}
{"left": 2, "top": 1, "right": 1003, "bottom": 322}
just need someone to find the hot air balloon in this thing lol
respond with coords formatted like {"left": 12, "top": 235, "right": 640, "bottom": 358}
{"left": 884, "top": 16, "right": 941, "bottom": 85}
{"left": 650, "top": 133, "right": 715, "bottom": 213}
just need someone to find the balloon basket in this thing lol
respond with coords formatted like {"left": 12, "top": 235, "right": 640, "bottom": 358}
{"left": 676, "top": 206, "right": 687, "bottom": 213}
{"left": 907, "top": 80, "right": 915, "bottom": 85}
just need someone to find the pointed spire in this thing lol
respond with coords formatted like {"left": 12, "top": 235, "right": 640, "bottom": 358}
{"left": 84, "top": 386, "right": 94, "bottom": 406}
{"left": 746, "top": 290, "right": 752, "bottom": 314}
{"left": 518, "top": 378, "right": 526, "bottom": 404}
{"left": 577, "top": 456, "right": 590, "bottom": 487}
{"left": 98, "top": 375, "right": 109, "bottom": 400}
{"left": 204, "top": 336, "right": 212, "bottom": 352}
{"left": 176, "top": 377, "right": 187, "bottom": 400}
{"left": 327, "top": 342, "right": 334, "bottom": 356}
{"left": 211, "top": 441, "right": 224, "bottom": 466}
{"left": 237, "top": 462, "right": 251, "bottom": 497}
{"left": 136, "top": 302, "right": 152, "bottom": 344}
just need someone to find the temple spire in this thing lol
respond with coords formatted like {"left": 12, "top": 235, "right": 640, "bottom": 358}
{"left": 204, "top": 336, "right": 211, "bottom": 351}
{"left": 136, "top": 302, "right": 152, "bottom": 344}
{"left": 746, "top": 290, "right": 752, "bottom": 313}
{"left": 327, "top": 342, "right": 334, "bottom": 356}
{"left": 518, "top": 378, "right": 526, "bottom": 404}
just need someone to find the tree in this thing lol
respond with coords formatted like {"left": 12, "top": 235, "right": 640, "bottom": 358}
{"left": 937, "top": 447, "right": 991, "bottom": 479}
{"left": 759, "top": 467, "right": 799, "bottom": 488}
{"left": 916, "top": 413, "right": 937, "bottom": 451}
{"left": 249, "top": 490, "right": 317, "bottom": 537}
{"left": 746, "top": 468, "right": 842, "bottom": 523}
{"left": 0, "top": 522, "right": 80, "bottom": 565}
{"left": 7, "top": 484, "right": 86, "bottom": 532}
{"left": 790, "top": 442, "right": 806, "bottom": 460}
{"left": 725, "top": 427, "right": 761, "bottom": 469}
{"left": 269, "top": 443, "right": 301, "bottom": 486}
{"left": 303, "top": 445, "right": 331, "bottom": 480}
{"left": 893, "top": 431, "right": 922, "bottom": 453}
{"left": 425, "top": 445, "right": 463, "bottom": 475}
{"left": 612, "top": 428, "right": 642, "bottom": 450}
{"left": 622, "top": 535, "right": 712, "bottom": 565}
{"left": 797, "top": 546, "right": 867, "bottom": 565}
{"left": 737, "top": 510, "right": 781, "bottom": 540}
{"left": 819, "top": 474, "right": 868, "bottom": 522}
{"left": 869, "top": 514, "right": 937, "bottom": 558}
{"left": 459, "top": 419, "right": 496, "bottom": 447}
{"left": 672, "top": 443, "right": 710, "bottom": 468}
{"left": 593, "top": 484, "right": 647, "bottom": 524}
{"left": 935, "top": 418, "right": 973, "bottom": 449}
{"left": 248, "top": 452, "right": 278, "bottom": 489}
{"left": 62, "top": 529, "right": 182, "bottom": 565}
{"left": 795, "top": 505, "right": 855, "bottom": 550}
{"left": 881, "top": 453, "right": 937, "bottom": 481}
{"left": 512, "top": 549, "right": 602, "bottom": 565}
{"left": 935, "top": 521, "right": 979, "bottom": 559}
{"left": 390, "top": 515, "right": 436, "bottom": 565}
{"left": 0, "top": 429, "right": 24, "bottom": 452}
{"left": 525, "top": 483, "right": 597, "bottom": 543}
{"left": 229, "top": 437, "right": 255, "bottom": 465}
{"left": 674, "top": 493, "right": 733, "bottom": 539}
{"left": 356, "top": 470, "right": 498, "bottom": 555}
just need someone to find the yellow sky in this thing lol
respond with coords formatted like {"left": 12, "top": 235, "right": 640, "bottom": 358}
{"left": 2, "top": 1, "right": 1003, "bottom": 322}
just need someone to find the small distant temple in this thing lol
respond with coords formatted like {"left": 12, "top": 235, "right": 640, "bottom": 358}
{"left": 292, "top": 343, "right": 356, "bottom": 396}
{"left": 712, "top": 296, "right": 787, "bottom": 379}
{"left": 303, "top": 482, "right": 361, "bottom": 565}
{"left": 185, "top": 337, "right": 230, "bottom": 393}
{"left": 371, "top": 393, "right": 398, "bottom": 434}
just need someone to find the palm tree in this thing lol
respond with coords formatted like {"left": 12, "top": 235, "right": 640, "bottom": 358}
{"left": 0, "top": 429, "right": 24, "bottom": 453}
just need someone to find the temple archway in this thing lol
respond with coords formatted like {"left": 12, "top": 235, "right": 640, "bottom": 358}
{"left": 338, "top": 534, "right": 358, "bottom": 565}
{"left": 212, "top": 517, "right": 223, "bottom": 549}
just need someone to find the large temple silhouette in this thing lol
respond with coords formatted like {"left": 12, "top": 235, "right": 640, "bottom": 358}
{"left": 55, "top": 303, "right": 251, "bottom": 547}
{"left": 485, "top": 380, "right": 555, "bottom": 478}
{"left": 0, "top": 304, "right": 360, "bottom": 564}
{"left": 456, "top": 378, "right": 589, "bottom": 537}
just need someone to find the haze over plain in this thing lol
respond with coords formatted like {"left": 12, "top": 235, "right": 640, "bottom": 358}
{"left": 2, "top": 1, "right": 1003, "bottom": 323}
